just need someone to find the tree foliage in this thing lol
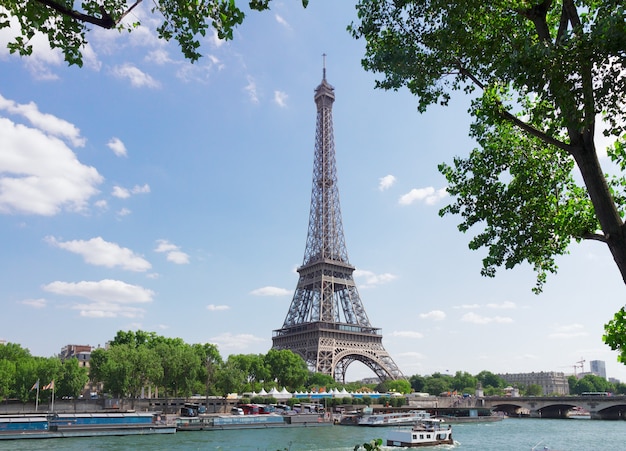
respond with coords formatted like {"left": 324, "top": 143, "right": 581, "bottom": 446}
{"left": 351, "top": 0, "right": 626, "bottom": 290}
{"left": 604, "top": 307, "right": 626, "bottom": 363}
{"left": 1, "top": 0, "right": 309, "bottom": 66}
{"left": 0, "top": 342, "right": 89, "bottom": 403}
{"left": 214, "top": 358, "right": 247, "bottom": 400}
{"left": 57, "top": 358, "right": 89, "bottom": 399}
{"left": 569, "top": 373, "right": 614, "bottom": 394}
{"left": 264, "top": 349, "right": 309, "bottom": 390}
{"left": 89, "top": 331, "right": 310, "bottom": 399}
{"left": 350, "top": 0, "right": 626, "bottom": 359}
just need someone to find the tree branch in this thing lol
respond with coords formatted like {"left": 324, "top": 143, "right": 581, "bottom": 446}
{"left": 581, "top": 232, "right": 607, "bottom": 243}
{"left": 556, "top": 2, "right": 569, "bottom": 44}
{"left": 453, "top": 60, "right": 576, "bottom": 154}
{"left": 116, "top": 0, "right": 143, "bottom": 25}
{"left": 35, "top": 0, "right": 143, "bottom": 29}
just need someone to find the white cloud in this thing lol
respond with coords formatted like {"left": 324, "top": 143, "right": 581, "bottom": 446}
{"left": 250, "top": 286, "right": 291, "bottom": 296}
{"left": 391, "top": 330, "right": 424, "bottom": 339}
{"left": 132, "top": 184, "right": 150, "bottom": 194}
{"left": 207, "top": 54, "right": 222, "bottom": 67}
{"left": 208, "top": 332, "right": 266, "bottom": 352}
{"left": 275, "top": 14, "right": 292, "bottom": 30}
{"left": 72, "top": 303, "right": 146, "bottom": 318}
{"left": 454, "top": 304, "right": 481, "bottom": 309}
{"left": 420, "top": 310, "right": 446, "bottom": 321}
{"left": 208, "top": 29, "right": 225, "bottom": 48}
{"left": 399, "top": 186, "right": 448, "bottom": 206}
{"left": 154, "top": 240, "right": 179, "bottom": 253}
{"left": 245, "top": 77, "right": 259, "bottom": 104}
{"left": 354, "top": 269, "right": 397, "bottom": 288}
{"left": 274, "top": 90, "right": 288, "bottom": 108}
{"left": 43, "top": 279, "right": 154, "bottom": 318}
{"left": 116, "top": 207, "right": 132, "bottom": 217}
{"left": 154, "top": 239, "right": 190, "bottom": 264}
{"left": 80, "top": 43, "right": 102, "bottom": 72}
{"left": 486, "top": 301, "right": 516, "bottom": 309}
{"left": 461, "top": 312, "right": 513, "bottom": 325}
{"left": 145, "top": 49, "right": 173, "bottom": 65}
{"left": 548, "top": 323, "right": 589, "bottom": 339}
{"left": 166, "top": 250, "right": 190, "bottom": 264}
{"left": 43, "top": 279, "right": 154, "bottom": 303}
{"left": 207, "top": 304, "right": 230, "bottom": 311}
{"left": 0, "top": 116, "right": 102, "bottom": 216}
{"left": 107, "top": 137, "right": 127, "bottom": 157}
{"left": 46, "top": 236, "right": 151, "bottom": 272}
{"left": 112, "top": 186, "right": 130, "bottom": 199}
{"left": 0, "top": 93, "right": 85, "bottom": 147}
{"left": 21, "top": 298, "right": 47, "bottom": 309}
{"left": 111, "top": 64, "right": 160, "bottom": 88}
{"left": 176, "top": 63, "right": 213, "bottom": 83}
{"left": 378, "top": 174, "right": 396, "bottom": 191}
{"left": 112, "top": 184, "right": 150, "bottom": 199}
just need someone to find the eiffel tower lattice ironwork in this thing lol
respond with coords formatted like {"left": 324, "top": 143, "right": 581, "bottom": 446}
{"left": 272, "top": 64, "right": 404, "bottom": 383}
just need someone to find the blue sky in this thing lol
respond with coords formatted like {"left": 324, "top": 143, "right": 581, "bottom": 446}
{"left": 2, "top": 1, "right": 626, "bottom": 383}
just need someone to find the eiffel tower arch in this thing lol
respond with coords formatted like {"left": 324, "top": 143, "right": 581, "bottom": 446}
{"left": 272, "top": 62, "right": 404, "bottom": 383}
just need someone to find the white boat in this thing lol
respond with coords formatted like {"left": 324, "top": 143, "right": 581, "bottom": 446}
{"left": 386, "top": 419, "right": 454, "bottom": 448}
{"left": 358, "top": 410, "right": 431, "bottom": 426}
{"left": 567, "top": 407, "right": 591, "bottom": 419}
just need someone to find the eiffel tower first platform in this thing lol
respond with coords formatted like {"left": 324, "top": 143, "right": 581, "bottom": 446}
{"left": 272, "top": 64, "right": 404, "bottom": 383}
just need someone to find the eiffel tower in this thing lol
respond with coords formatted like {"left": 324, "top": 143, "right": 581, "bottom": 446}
{"left": 272, "top": 62, "right": 403, "bottom": 383}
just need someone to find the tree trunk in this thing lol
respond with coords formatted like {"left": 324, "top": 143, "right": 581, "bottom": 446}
{"left": 572, "top": 139, "right": 626, "bottom": 285}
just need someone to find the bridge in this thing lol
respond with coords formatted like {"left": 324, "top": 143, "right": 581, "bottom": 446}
{"left": 481, "top": 395, "right": 626, "bottom": 420}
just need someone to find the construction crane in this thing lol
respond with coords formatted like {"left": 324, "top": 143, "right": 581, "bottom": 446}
{"left": 574, "top": 358, "right": 585, "bottom": 377}
{"left": 560, "top": 358, "right": 586, "bottom": 377}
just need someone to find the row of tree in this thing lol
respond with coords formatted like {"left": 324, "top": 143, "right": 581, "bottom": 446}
{"left": 409, "top": 371, "right": 626, "bottom": 397}
{"left": 2, "top": 330, "right": 626, "bottom": 404}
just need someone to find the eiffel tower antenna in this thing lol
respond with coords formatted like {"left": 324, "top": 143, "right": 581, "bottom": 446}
{"left": 272, "top": 59, "right": 404, "bottom": 383}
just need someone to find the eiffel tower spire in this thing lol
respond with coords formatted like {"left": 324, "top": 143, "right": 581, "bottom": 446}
{"left": 272, "top": 61, "right": 403, "bottom": 382}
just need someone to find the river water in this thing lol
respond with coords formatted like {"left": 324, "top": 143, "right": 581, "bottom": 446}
{"left": 1, "top": 418, "right": 625, "bottom": 451}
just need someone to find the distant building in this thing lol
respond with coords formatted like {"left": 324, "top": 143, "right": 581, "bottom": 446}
{"left": 59, "top": 344, "right": 93, "bottom": 368}
{"left": 498, "top": 372, "right": 570, "bottom": 395}
{"left": 590, "top": 360, "right": 607, "bottom": 379}
{"left": 59, "top": 344, "right": 102, "bottom": 396}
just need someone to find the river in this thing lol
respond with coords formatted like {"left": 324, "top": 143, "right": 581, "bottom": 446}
{"left": 1, "top": 418, "right": 625, "bottom": 451}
